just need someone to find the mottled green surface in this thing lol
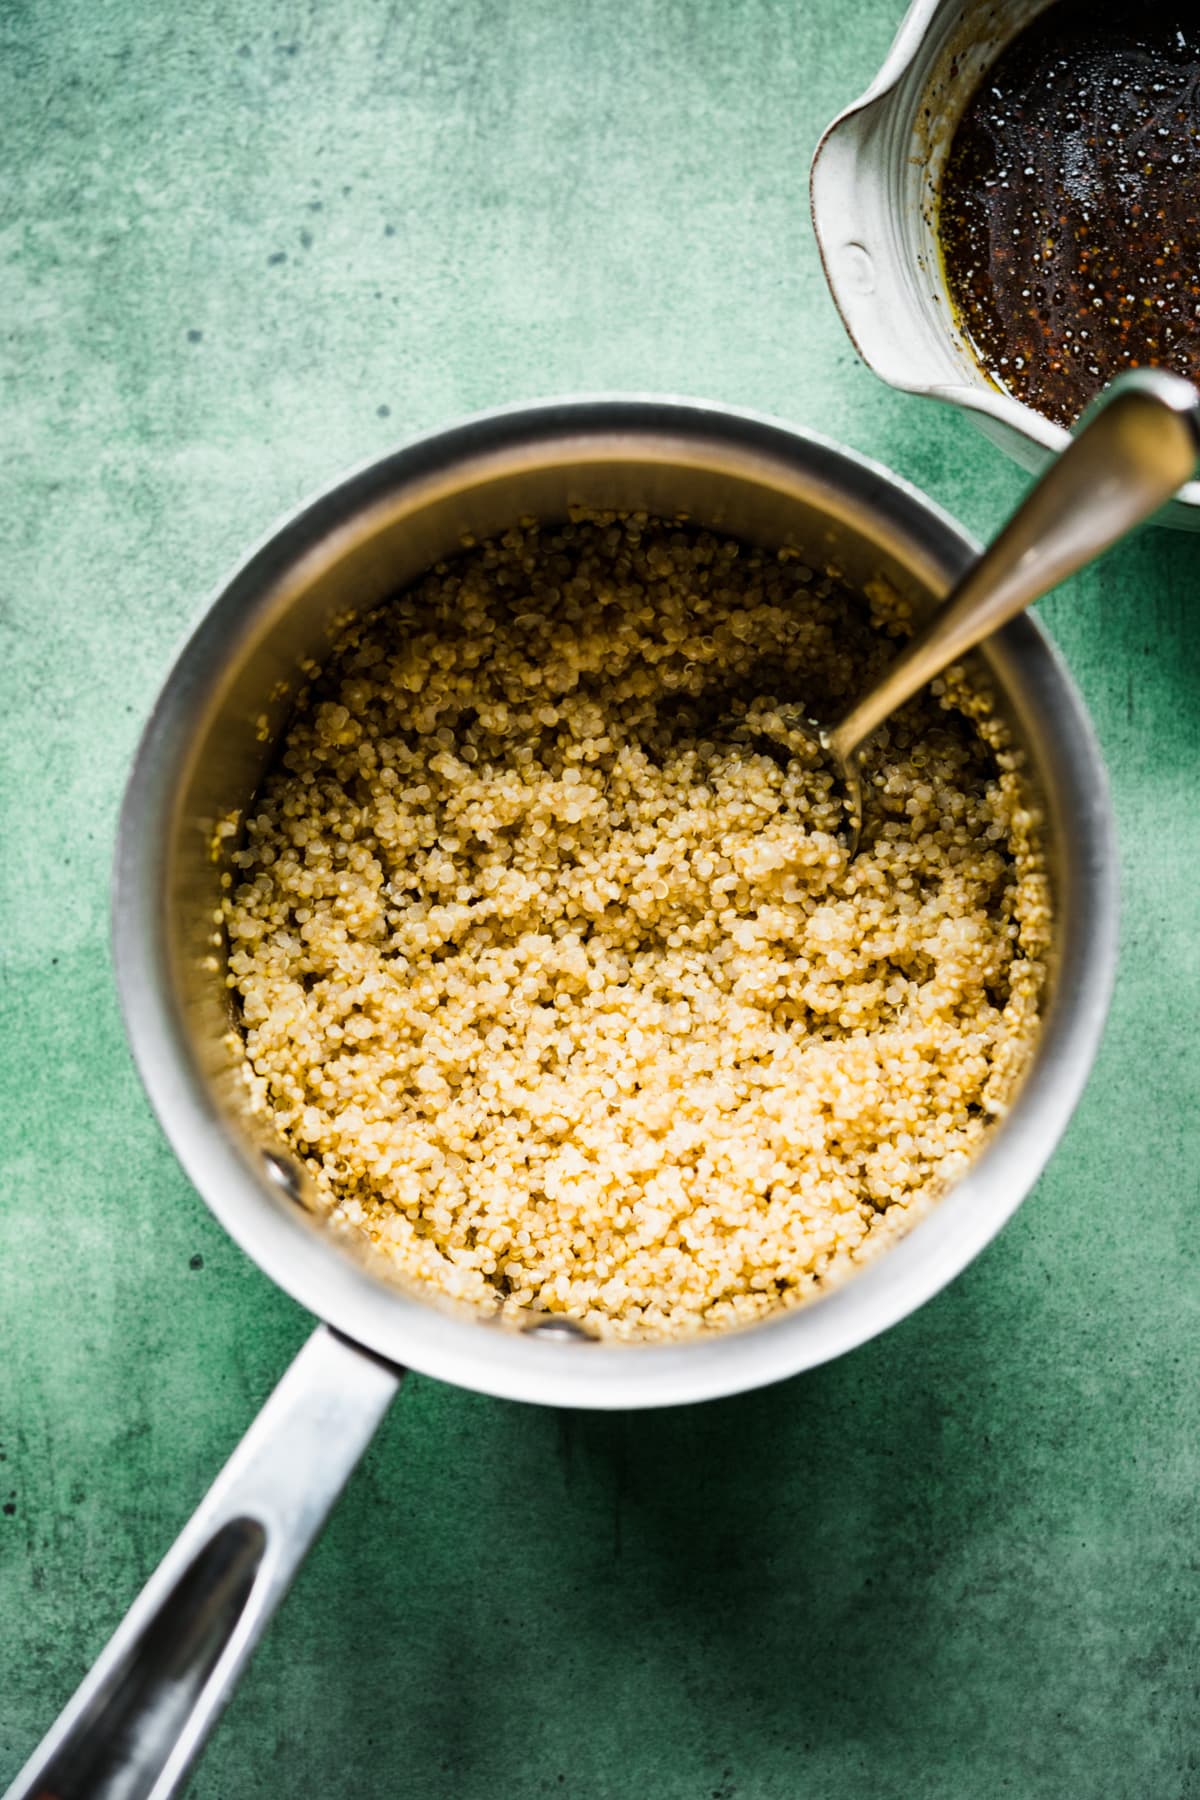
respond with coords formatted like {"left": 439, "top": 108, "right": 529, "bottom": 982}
{"left": 1, "top": 1, "right": 1197, "bottom": 1795}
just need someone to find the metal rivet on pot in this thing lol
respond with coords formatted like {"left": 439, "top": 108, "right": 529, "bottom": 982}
{"left": 522, "top": 1317, "right": 596, "bottom": 1342}
{"left": 262, "top": 1150, "right": 307, "bottom": 1206}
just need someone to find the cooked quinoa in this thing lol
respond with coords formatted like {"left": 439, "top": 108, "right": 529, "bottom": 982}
{"left": 225, "top": 513, "right": 1049, "bottom": 1340}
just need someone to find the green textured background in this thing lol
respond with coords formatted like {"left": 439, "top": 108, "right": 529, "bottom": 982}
{"left": 2, "top": 1, "right": 1197, "bottom": 1795}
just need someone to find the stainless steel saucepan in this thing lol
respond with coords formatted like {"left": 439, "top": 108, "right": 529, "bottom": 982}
{"left": 7, "top": 399, "right": 1118, "bottom": 1800}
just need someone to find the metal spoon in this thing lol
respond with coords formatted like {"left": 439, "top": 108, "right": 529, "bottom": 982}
{"left": 750, "top": 368, "right": 1200, "bottom": 854}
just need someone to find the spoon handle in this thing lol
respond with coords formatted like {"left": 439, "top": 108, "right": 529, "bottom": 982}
{"left": 829, "top": 368, "right": 1199, "bottom": 763}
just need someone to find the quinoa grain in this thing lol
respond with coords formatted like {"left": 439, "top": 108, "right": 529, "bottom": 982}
{"left": 225, "top": 513, "right": 1049, "bottom": 1339}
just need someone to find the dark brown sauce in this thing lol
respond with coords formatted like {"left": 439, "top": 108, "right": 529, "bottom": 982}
{"left": 938, "top": 3, "right": 1200, "bottom": 427}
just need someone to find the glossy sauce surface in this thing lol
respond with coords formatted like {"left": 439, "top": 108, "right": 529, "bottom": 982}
{"left": 939, "top": 3, "right": 1200, "bottom": 426}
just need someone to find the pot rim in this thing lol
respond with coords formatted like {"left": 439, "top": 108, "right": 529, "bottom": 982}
{"left": 112, "top": 393, "right": 1119, "bottom": 1409}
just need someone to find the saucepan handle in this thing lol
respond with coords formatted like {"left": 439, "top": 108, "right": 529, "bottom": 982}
{"left": 4, "top": 1326, "right": 402, "bottom": 1800}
